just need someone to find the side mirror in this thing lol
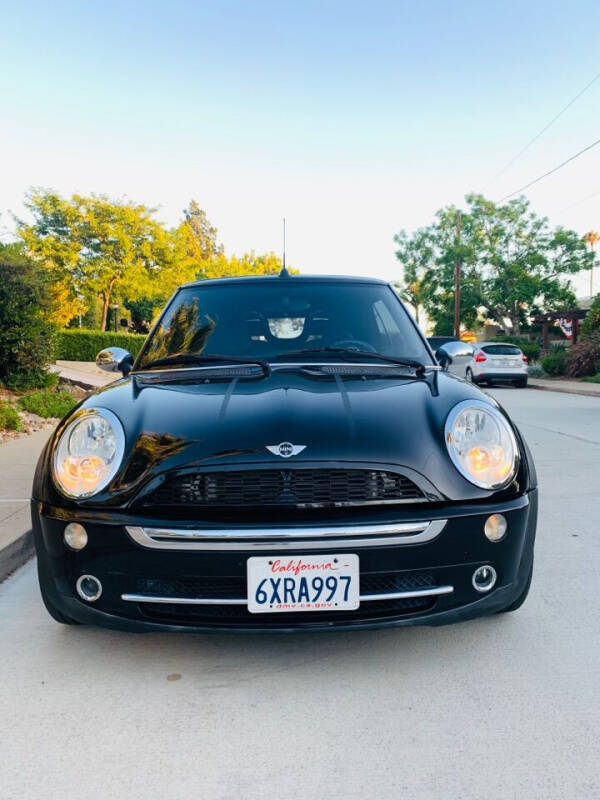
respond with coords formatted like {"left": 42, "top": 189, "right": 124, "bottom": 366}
{"left": 436, "top": 348, "right": 453, "bottom": 370}
{"left": 96, "top": 347, "right": 134, "bottom": 376}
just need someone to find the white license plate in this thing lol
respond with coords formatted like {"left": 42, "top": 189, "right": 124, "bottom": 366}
{"left": 246, "top": 554, "right": 360, "bottom": 614}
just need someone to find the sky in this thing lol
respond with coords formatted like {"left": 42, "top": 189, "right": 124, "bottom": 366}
{"left": 2, "top": 0, "right": 600, "bottom": 296}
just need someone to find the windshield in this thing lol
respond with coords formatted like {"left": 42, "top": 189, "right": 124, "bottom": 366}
{"left": 136, "top": 280, "right": 431, "bottom": 368}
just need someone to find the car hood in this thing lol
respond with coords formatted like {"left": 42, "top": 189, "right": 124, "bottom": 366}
{"left": 39, "top": 369, "right": 526, "bottom": 507}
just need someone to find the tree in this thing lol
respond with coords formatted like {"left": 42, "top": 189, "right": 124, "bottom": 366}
{"left": 393, "top": 229, "right": 435, "bottom": 324}
{"left": 0, "top": 243, "right": 56, "bottom": 388}
{"left": 17, "top": 191, "right": 182, "bottom": 330}
{"left": 182, "top": 200, "right": 223, "bottom": 262}
{"left": 395, "top": 194, "right": 592, "bottom": 336}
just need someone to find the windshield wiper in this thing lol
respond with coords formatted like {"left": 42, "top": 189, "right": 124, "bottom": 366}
{"left": 274, "top": 347, "right": 427, "bottom": 375}
{"left": 137, "top": 353, "right": 271, "bottom": 377}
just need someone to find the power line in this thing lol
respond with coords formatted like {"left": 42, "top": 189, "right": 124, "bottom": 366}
{"left": 559, "top": 188, "right": 600, "bottom": 213}
{"left": 487, "top": 68, "right": 600, "bottom": 188}
{"left": 500, "top": 136, "right": 600, "bottom": 201}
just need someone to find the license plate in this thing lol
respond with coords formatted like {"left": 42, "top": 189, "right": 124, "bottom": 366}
{"left": 246, "top": 554, "right": 360, "bottom": 614}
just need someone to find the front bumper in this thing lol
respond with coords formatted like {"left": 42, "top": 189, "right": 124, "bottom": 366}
{"left": 32, "top": 490, "right": 537, "bottom": 632}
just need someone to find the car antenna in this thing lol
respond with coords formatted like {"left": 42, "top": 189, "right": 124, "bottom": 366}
{"left": 279, "top": 217, "right": 290, "bottom": 277}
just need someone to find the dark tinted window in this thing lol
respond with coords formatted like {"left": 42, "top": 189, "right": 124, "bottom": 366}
{"left": 481, "top": 344, "right": 521, "bottom": 356}
{"left": 138, "top": 281, "right": 431, "bottom": 367}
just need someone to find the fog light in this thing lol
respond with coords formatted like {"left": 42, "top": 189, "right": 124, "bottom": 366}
{"left": 472, "top": 565, "right": 497, "bottom": 593}
{"left": 64, "top": 522, "right": 88, "bottom": 550}
{"left": 76, "top": 574, "right": 102, "bottom": 602}
{"left": 484, "top": 514, "right": 507, "bottom": 542}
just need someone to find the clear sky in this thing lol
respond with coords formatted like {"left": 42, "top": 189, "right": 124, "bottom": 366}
{"left": 2, "top": 0, "right": 600, "bottom": 295}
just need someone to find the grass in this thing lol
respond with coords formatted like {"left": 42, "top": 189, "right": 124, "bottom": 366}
{"left": 0, "top": 399, "right": 23, "bottom": 431}
{"left": 18, "top": 388, "right": 78, "bottom": 419}
{"left": 582, "top": 374, "right": 600, "bottom": 383}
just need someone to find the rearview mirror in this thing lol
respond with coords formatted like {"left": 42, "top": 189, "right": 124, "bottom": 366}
{"left": 96, "top": 347, "right": 134, "bottom": 376}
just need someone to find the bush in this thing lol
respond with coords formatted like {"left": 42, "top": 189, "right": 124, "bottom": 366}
{"left": 565, "top": 333, "right": 600, "bottom": 378}
{"left": 56, "top": 329, "right": 147, "bottom": 361}
{"left": 18, "top": 388, "right": 78, "bottom": 419}
{"left": 541, "top": 349, "right": 568, "bottom": 376}
{"left": 527, "top": 365, "right": 544, "bottom": 378}
{"left": 580, "top": 295, "right": 600, "bottom": 338}
{"left": 0, "top": 245, "right": 56, "bottom": 389}
{"left": 0, "top": 399, "right": 23, "bottom": 431}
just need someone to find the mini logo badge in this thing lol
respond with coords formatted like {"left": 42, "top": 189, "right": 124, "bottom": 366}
{"left": 266, "top": 442, "right": 306, "bottom": 458}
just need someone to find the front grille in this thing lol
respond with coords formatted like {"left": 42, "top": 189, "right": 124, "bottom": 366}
{"left": 144, "top": 468, "right": 424, "bottom": 508}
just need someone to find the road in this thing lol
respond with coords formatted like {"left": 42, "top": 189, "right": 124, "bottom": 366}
{"left": 1, "top": 387, "right": 598, "bottom": 800}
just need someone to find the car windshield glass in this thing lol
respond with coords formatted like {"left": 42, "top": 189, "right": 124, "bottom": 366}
{"left": 481, "top": 344, "right": 521, "bottom": 356}
{"left": 136, "top": 280, "right": 432, "bottom": 368}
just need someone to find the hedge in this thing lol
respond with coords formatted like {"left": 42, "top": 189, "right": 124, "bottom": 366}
{"left": 56, "top": 329, "right": 147, "bottom": 362}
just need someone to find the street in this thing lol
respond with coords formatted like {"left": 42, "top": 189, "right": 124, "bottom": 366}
{"left": 1, "top": 387, "right": 598, "bottom": 800}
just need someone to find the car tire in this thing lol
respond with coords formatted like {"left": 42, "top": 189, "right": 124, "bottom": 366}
{"left": 38, "top": 566, "right": 79, "bottom": 625}
{"left": 498, "top": 564, "right": 533, "bottom": 613}
{"left": 465, "top": 368, "right": 474, "bottom": 383}
{"left": 516, "top": 378, "right": 528, "bottom": 388}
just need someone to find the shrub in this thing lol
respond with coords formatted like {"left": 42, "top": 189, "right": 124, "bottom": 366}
{"left": 0, "top": 399, "right": 23, "bottom": 431}
{"left": 18, "top": 388, "right": 78, "bottom": 419}
{"left": 580, "top": 295, "right": 600, "bottom": 338}
{"left": 541, "top": 349, "right": 568, "bottom": 376}
{"left": 0, "top": 245, "right": 56, "bottom": 389}
{"left": 527, "top": 365, "right": 544, "bottom": 378}
{"left": 582, "top": 374, "right": 600, "bottom": 383}
{"left": 56, "top": 329, "right": 147, "bottom": 361}
{"left": 565, "top": 333, "right": 600, "bottom": 378}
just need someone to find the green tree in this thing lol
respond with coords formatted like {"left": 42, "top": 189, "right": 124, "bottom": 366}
{"left": 17, "top": 190, "right": 184, "bottom": 330}
{"left": 395, "top": 194, "right": 591, "bottom": 336}
{"left": 393, "top": 229, "right": 435, "bottom": 324}
{"left": 0, "top": 243, "right": 56, "bottom": 388}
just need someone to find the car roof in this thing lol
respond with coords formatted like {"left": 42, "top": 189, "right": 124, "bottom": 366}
{"left": 480, "top": 342, "right": 522, "bottom": 347}
{"left": 179, "top": 274, "right": 390, "bottom": 289}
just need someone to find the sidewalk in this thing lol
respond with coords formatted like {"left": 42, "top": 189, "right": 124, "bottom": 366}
{"left": 0, "top": 430, "right": 53, "bottom": 581}
{"left": 51, "top": 360, "right": 114, "bottom": 389}
{"left": 528, "top": 377, "right": 600, "bottom": 398}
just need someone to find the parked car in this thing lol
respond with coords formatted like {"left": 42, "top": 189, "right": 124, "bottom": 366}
{"left": 463, "top": 343, "right": 529, "bottom": 387}
{"left": 32, "top": 274, "right": 537, "bottom": 632}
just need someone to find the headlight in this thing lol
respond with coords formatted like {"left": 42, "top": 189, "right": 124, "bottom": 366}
{"left": 53, "top": 409, "right": 125, "bottom": 498}
{"left": 445, "top": 400, "right": 518, "bottom": 489}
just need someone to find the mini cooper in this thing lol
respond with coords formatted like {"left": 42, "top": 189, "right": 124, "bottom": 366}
{"left": 32, "top": 274, "right": 537, "bottom": 632}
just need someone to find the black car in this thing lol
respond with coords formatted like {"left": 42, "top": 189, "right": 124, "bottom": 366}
{"left": 32, "top": 274, "right": 537, "bottom": 632}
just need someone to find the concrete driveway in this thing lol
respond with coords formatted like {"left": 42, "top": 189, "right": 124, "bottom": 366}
{"left": 0, "top": 387, "right": 598, "bottom": 800}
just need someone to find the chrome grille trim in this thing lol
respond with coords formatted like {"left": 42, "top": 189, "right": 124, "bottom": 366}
{"left": 125, "top": 519, "right": 447, "bottom": 551}
{"left": 121, "top": 585, "right": 454, "bottom": 605}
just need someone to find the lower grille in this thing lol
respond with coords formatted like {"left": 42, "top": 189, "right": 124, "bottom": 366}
{"left": 143, "top": 468, "right": 424, "bottom": 508}
{"left": 134, "top": 571, "right": 437, "bottom": 600}
{"left": 139, "top": 595, "right": 436, "bottom": 626}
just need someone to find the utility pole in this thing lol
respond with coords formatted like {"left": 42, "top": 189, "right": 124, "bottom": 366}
{"left": 454, "top": 210, "right": 462, "bottom": 339}
{"left": 585, "top": 231, "right": 599, "bottom": 296}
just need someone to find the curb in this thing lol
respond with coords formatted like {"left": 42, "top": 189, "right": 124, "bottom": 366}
{"left": 528, "top": 382, "right": 600, "bottom": 399}
{"left": 0, "top": 529, "right": 34, "bottom": 583}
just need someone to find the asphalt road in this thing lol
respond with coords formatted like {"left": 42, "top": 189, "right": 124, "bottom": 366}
{"left": 1, "top": 387, "right": 598, "bottom": 800}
